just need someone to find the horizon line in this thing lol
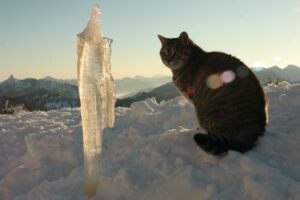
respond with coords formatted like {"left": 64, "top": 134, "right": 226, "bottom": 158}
{"left": 1, "top": 64, "right": 299, "bottom": 82}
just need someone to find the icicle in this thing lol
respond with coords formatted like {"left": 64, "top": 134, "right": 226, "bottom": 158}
{"left": 77, "top": 4, "right": 115, "bottom": 197}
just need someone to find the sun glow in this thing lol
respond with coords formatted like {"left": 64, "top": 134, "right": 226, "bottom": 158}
{"left": 273, "top": 56, "right": 282, "bottom": 62}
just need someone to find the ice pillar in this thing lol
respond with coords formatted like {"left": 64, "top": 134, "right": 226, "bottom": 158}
{"left": 77, "top": 4, "right": 115, "bottom": 197}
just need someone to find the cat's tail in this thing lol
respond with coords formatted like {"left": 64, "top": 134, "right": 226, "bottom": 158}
{"left": 193, "top": 133, "right": 257, "bottom": 155}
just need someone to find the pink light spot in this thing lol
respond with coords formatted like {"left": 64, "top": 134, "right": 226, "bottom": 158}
{"left": 220, "top": 70, "right": 236, "bottom": 83}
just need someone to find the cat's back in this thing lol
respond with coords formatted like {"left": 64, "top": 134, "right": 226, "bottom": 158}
{"left": 196, "top": 51, "right": 246, "bottom": 74}
{"left": 192, "top": 51, "right": 267, "bottom": 132}
{"left": 194, "top": 51, "right": 261, "bottom": 90}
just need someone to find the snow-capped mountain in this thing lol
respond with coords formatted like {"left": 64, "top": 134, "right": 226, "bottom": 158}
{"left": 118, "top": 65, "right": 300, "bottom": 106}
{"left": 0, "top": 75, "right": 78, "bottom": 98}
{"left": 0, "top": 75, "right": 171, "bottom": 98}
{"left": 0, "top": 76, "right": 79, "bottom": 111}
{"left": 0, "top": 75, "right": 172, "bottom": 112}
{"left": 253, "top": 64, "right": 300, "bottom": 84}
{"left": 0, "top": 65, "right": 299, "bottom": 112}
{"left": 269, "top": 64, "right": 300, "bottom": 82}
{"left": 115, "top": 75, "right": 171, "bottom": 97}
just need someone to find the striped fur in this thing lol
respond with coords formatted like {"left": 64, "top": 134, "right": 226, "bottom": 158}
{"left": 159, "top": 32, "right": 267, "bottom": 155}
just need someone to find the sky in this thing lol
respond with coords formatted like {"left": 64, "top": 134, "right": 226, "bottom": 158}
{"left": 0, "top": 0, "right": 299, "bottom": 81}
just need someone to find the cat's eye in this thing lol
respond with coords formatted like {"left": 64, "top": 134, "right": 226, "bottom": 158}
{"left": 168, "top": 48, "right": 176, "bottom": 57}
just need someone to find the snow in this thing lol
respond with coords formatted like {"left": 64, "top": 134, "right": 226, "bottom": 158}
{"left": 0, "top": 83, "right": 300, "bottom": 200}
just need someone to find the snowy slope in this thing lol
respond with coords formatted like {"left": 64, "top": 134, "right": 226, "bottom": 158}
{"left": 0, "top": 82, "right": 299, "bottom": 200}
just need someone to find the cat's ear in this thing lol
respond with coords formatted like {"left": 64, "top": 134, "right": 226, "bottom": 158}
{"left": 179, "top": 31, "right": 190, "bottom": 45}
{"left": 158, "top": 34, "right": 166, "bottom": 45}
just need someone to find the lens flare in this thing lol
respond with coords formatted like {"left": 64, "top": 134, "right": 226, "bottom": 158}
{"left": 206, "top": 70, "right": 236, "bottom": 90}
{"left": 220, "top": 70, "right": 236, "bottom": 83}
{"left": 206, "top": 74, "right": 223, "bottom": 89}
{"left": 236, "top": 65, "right": 250, "bottom": 78}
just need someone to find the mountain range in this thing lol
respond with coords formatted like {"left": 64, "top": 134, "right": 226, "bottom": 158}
{"left": 253, "top": 64, "right": 300, "bottom": 84}
{"left": 117, "top": 65, "right": 300, "bottom": 107}
{"left": 115, "top": 75, "right": 171, "bottom": 97}
{"left": 0, "top": 65, "right": 299, "bottom": 113}
{"left": 0, "top": 75, "right": 171, "bottom": 112}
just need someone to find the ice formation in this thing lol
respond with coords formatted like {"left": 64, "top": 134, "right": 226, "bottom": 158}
{"left": 77, "top": 4, "right": 115, "bottom": 197}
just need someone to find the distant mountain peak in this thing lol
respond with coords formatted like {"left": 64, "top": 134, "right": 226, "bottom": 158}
{"left": 134, "top": 75, "right": 146, "bottom": 79}
{"left": 7, "top": 75, "right": 17, "bottom": 81}
{"left": 269, "top": 66, "right": 281, "bottom": 70}
{"left": 1, "top": 75, "right": 17, "bottom": 84}
{"left": 266, "top": 64, "right": 300, "bottom": 83}
{"left": 43, "top": 76, "right": 56, "bottom": 80}
{"left": 286, "top": 64, "right": 299, "bottom": 69}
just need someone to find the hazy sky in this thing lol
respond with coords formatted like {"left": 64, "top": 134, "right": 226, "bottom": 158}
{"left": 0, "top": 0, "right": 299, "bottom": 81}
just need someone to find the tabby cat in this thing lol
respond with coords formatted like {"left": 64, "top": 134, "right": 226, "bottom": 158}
{"left": 158, "top": 32, "right": 267, "bottom": 155}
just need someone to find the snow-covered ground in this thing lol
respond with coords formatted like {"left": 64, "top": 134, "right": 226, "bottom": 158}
{"left": 0, "top": 82, "right": 299, "bottom": 200}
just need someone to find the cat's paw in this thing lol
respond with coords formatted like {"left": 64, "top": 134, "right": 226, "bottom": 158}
{"left": 195, "top": 127, "right": 207, "bottom": 133}
{"left": 193, "top": 133, "right": 208, "bottom": 145}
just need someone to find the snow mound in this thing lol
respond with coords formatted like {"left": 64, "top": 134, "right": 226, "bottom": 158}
{"left": 0, "top": 84, "right": 300, "bottom": 200}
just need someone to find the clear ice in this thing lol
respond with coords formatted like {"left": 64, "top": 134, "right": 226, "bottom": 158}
{"left": 77, "top": 4, "right": 116, "bottom": 197}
